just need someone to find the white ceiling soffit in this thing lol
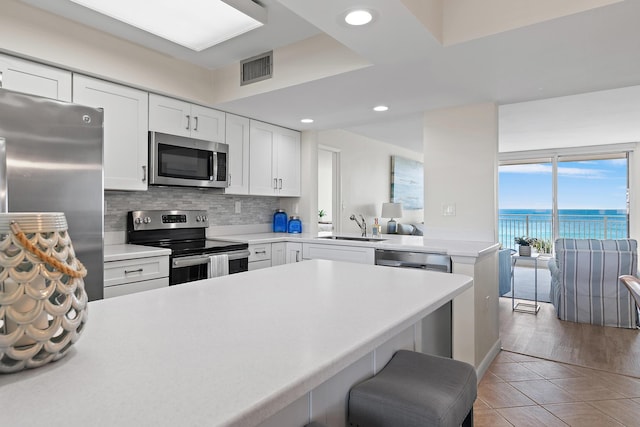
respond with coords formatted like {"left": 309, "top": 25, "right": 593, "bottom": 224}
{"left": 20, "top": 0, "right": 321, "bottom": 69}
{"left": 499, "top": 85, "right": 640, "bottom": 153}
{"left": 18, "top": 0, "right": 640, "bottom": 154}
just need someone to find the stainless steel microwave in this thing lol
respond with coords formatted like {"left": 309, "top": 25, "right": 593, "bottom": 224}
{"left": 149, "top": 132, "right": 228, "bottom": 188}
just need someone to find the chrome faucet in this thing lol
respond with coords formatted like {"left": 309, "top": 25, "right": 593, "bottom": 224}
{"left": 350, "top": 214, "right": 367, "bottom": 237}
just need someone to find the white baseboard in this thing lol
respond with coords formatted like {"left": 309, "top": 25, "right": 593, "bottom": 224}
{"left": 476, "top": 338, "right": 502, "bottom": 382}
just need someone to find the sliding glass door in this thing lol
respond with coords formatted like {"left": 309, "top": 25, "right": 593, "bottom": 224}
{"left": 499, "top": 153, "right": 629, "bottom": 251}
{"left": 557, "top": 154, "right": 628, "bottom": 240}
{"left": 499, "top": 160, "right": 553, "bottom": 252}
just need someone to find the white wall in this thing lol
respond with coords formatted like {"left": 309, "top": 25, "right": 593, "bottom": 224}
{"left": 423, "top": 103, "right": 498, "bottom": 242}
{"left": 317, "top": 130, "right": 424, "bottom": 235}
{"left": 318, "top": 149, "right": 334, "bottom": 222}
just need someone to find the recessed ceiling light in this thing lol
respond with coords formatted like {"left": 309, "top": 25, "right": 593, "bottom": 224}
{"left": 300, "top": 118, "right": 314, "bottom": 124}
{"left": 344, "top": 9, "right": 373, "bottom": 26}
{"left": 68, "top": 0, "right": 266, "bottom": 51}
{"left": 373, "top": 105, "right": 389, "bottom": 112}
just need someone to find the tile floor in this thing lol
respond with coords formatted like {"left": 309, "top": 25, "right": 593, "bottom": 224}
{"left": 476, "top": 350, "right": 640, "bottom": 426}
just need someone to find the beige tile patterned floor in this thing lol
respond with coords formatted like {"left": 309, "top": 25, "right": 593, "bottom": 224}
{"left": 476, "top": 351, "right": 640, "bottom": 426}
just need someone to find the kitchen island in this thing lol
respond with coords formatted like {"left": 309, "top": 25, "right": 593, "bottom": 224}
{"left": 212, "top": 231, "right": 500, "bottom": 377}
{"left": 1, "top": 260, "right": 472, "bottom": 427}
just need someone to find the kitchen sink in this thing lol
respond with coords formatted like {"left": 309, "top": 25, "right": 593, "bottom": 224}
{"left": 318, "top": 236, "right": 388, "bottom": 242}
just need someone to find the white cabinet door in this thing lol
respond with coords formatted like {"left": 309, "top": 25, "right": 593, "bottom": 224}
{"left": 104, "top": 277, "right": 169, "bottom": 298}
{"left": 286, "top": 242, "right": 303, "bottom": 263}
{"left": 271, "top": 242, "right": 286, "bottom": 266}
{"left": 0, "top": 54, "right": 71, "bottom": 101}
{"left": 249, "top": 120, "right": 301, "bottom": 196}
{"left": 225, "top": 114, "right": 250, "bottom": 195}
{"left": 73, "top": 75, "right": 149, "bottom": 191}
{"left": 104, "top": 255, "right": 169, "bottom": 288}
{"left": 276, "top": 128, "right": 301, "bottom": 196}
{"left": 302, "top": 243, "right": 375, "bottom": 265}
{"left": 249, "top": 120, "right": 277, "bottom": 195}
{"left": 149, "top": 94, "right": 225, "bottom": 142}
{"left": 191, "top": 104, "right": 225, "bottom": 142}
{"left": 149, "top": 94, "right": 191, "bottom": 137}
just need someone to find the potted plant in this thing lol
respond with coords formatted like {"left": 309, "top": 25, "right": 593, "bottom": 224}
{"left": 514, "top": 236, "right": 537, "bottom": 256}
{"left": 318, "top": 209, "right": 327, "bottom": 222}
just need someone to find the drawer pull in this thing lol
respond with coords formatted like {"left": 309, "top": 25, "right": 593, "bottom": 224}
{"left": 254, "top": 250, "right": 267, "bottom": 255}
{"left": 124, "top": 268, "right": 144, "bottom": 274}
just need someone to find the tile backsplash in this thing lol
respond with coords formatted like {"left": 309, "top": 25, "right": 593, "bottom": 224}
{"left": 105, "top": 187, "right": 280, "bottom": 232}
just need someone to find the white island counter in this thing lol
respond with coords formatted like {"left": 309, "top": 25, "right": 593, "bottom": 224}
{"left": 1, "top": 260, "right": 472, "bottom": 427}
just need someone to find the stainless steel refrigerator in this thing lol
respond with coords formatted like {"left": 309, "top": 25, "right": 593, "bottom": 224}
{"left": 0, "top": 88, "right": 104, "bottom": 300}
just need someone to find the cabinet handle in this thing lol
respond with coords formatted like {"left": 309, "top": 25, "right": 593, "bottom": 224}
{"left": 228, "top": 173, "right": 231, "bottom": 186}
{"left": 142, "top": 165, "right": 147, "bottom": 182}
{"left": 0, "top": 71, "right": 3, "bottom": 88}
{"left": 255, "top": 250, "right": 267, "bottom": 255}
{"left": 186, "top": 114, "right": 191, "bottom": 130}
{"left": 194, "top": 116, "right": 199, "bottom": 131}
{"left": 273, "top": 178, "right": 278, "bottom": 190}
{"left": 279, "top": 178, "right": 283, "bottom": 190}
{"left": 295, "top": 250, "right": 300, "bottom": 262}
{"left": 124, "top": 268, "right": 143, "bottom": 274}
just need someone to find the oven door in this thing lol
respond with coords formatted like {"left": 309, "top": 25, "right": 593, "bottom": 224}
{"left": 170, "top": 249, "right": 249, "bottom": 286}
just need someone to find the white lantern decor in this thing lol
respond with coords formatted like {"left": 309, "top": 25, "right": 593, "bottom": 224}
{"left": 0, "top": 213, "right": 88, "bottom": 373}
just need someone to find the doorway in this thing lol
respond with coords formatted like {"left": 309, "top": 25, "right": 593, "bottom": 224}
{"left": 318, "top": 145, "right": 341, "bottom": 233}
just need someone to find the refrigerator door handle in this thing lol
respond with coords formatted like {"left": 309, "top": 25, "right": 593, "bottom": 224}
{"left": 0, "top": 137, "right": 6, "bottom": 213}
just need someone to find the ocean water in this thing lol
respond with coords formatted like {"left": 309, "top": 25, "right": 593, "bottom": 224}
{"left": 499, "top": 209, "right": 628, "bottom": 249}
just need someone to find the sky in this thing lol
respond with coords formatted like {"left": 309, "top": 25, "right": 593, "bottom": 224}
{"left": 499, "top": 158, "right": 627, "bottom": 211}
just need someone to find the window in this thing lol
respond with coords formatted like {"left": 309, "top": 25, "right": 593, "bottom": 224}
{"left": 499, "top": 151, "right": 629, "bottom": 251}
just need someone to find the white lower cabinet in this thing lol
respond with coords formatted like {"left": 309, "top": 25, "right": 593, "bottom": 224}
{"left": 248, "top": 243, "right": 272, "bottom": 271}
{"left": 250, "top": 242, "right": 303, "bottom": 270}
{"left": 271, "top": 242, "right": 286, "bottom": 267}
{"left": 272, "top": 242, "right": 302, "bottom": 266}
{"left": 286, "top": 242, "right": 303, "bottom": 263}
{"left": 104, "top": 255, "right": 169, "bottom": 298}
{"left": 302, "top": 243, "right": 375, "bottom": 265}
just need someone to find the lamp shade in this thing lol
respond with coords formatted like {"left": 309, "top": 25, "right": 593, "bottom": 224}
{"left": 381, "top": 202, "right": 403, "bottom": 219}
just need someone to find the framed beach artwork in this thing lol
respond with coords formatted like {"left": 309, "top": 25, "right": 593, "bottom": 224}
{"left": 391, "top": 156, "right": 424, "bottom": 210}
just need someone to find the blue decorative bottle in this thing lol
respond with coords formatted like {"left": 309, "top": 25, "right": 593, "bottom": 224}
{"left": 287, "top": 216, "right": 302, "bottom": 233}
{"left": 273, "top": 209, "right": 287, "bottom": 232}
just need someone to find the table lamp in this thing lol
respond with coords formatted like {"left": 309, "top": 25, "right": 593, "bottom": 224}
{"left": 381, "top": 202, "right": 402, "bottom": 234}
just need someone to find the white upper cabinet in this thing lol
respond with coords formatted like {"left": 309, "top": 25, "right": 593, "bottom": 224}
{"left": 0, "top": 53, "right": 71, "bottom": 101}
{"left": 249, "top": 120, "right": 301, "bottom": 197}
{"left": 148, "top": 93, "right": 225, "bottom": 142}
{"left": 225, "top": 113, "right": 250, "bottom": 195}
{"left": 73, "top": 75, "right": 149, "bottom": 191}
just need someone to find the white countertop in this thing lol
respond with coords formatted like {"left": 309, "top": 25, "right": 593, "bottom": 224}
{"left": 0, "top": 260, "right": 472, "bottom": 427}
{"left": 217, "top": 232, "right": 499, "bottom": 258}
{"left": 104, "top": 244, "right": 171, "bottom": 262}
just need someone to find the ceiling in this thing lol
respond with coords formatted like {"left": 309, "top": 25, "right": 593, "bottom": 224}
{"left": 22, "top": 0, "right": 640, "bottom": 153}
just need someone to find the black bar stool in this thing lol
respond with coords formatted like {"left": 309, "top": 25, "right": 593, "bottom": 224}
{"left": 348, "top": 350, "right": 477, "bottom": 427}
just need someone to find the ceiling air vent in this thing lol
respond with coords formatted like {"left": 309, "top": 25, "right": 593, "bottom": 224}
{"left": 240, "top": 51, "right": 273, "bottom": 86}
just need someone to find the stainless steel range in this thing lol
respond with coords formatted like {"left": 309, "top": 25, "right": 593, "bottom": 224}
{"left": 127, "top": 210, "right": 250, "bottom": 286}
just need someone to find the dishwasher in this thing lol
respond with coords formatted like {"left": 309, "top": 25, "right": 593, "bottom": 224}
{"left": 375, "top": 249, "right": 453, "bottom": 358}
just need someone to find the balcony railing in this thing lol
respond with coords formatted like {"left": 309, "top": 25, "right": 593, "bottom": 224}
{"left": 499, "top": 213, "right": 628, "bottom": 252}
